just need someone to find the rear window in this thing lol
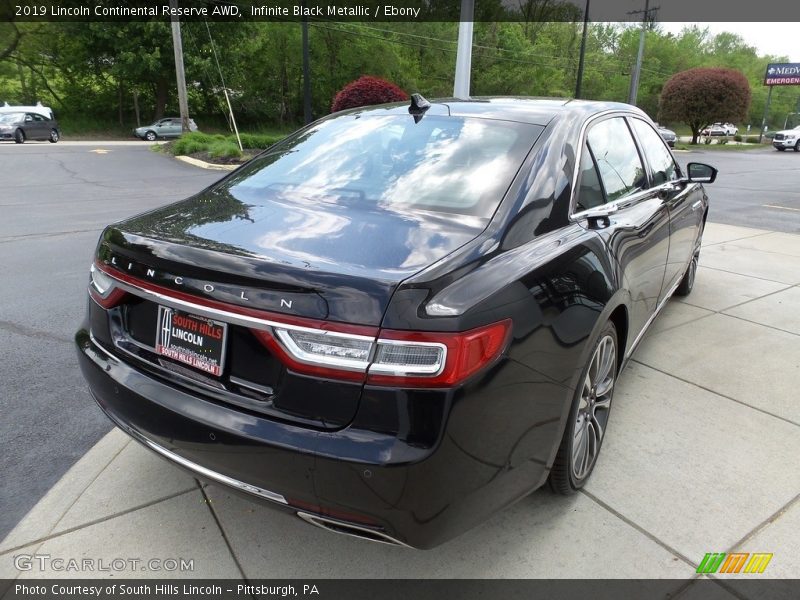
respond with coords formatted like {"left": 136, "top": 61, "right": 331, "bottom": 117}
{"left": 224, "top": 114, "right": 541, "bottom": 218}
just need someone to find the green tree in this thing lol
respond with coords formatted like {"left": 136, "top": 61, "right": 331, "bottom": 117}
{"left": 660, "top": 67, "right": 752, "bottom": 143}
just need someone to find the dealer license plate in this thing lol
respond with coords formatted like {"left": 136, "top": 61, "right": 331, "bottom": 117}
{"left": 155, "top": 306, "right": 228, "bottom": 377}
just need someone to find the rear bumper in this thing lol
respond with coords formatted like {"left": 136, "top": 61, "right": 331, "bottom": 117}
{"left": 76, "top": 328, "right": 555, "bottom": 548}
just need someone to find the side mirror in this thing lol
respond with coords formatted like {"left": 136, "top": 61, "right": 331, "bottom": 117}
{"left": 686, "top": 162, "right": 717, "bottom": 184}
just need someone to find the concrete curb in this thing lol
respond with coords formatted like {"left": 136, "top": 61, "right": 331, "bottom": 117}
{"left": 175, "top": 155, "right": 237, "bottom": 171}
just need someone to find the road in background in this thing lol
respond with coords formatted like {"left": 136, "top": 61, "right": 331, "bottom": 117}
{"left": 1, "top": 141, "right": 797, "bottom": 540}
{"left": 677, "top": 147, "right": 800, "bottom": 234}
{"left": 0, "top": 141, "right": 220, "bottom": 538}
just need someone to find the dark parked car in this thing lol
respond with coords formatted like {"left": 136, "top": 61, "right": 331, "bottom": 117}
{"left": 0, "top": 111, "right": 60, "bottom": 143}
{"left": 658, "top": 125, "right": 677, "bottom": 147}
{"left": 134, "top": 117, "right": 197, "bottom": 141}
{"left": 77, "top": 97, "right": 716, "bottom": 548}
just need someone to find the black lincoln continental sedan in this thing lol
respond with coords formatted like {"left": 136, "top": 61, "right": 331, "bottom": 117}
{"left": 76, "top": 97, "right": 716, "bottom": 548}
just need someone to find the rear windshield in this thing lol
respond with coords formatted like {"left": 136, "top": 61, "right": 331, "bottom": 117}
{"left": 223, "top": 114, "right": 541, "bottom": 218}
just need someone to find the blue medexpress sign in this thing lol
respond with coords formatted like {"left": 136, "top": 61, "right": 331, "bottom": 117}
{"left": 764, "top": 63, "right": 800, "bottom": 86}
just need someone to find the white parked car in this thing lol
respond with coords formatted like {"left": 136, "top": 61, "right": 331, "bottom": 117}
{"left": 0, "top": 102, "right": 55, "bottom": 120}
{"left": 702, "top": 122, "right": 738, "bottom": 136}
{"left": 772, "top": 125, "right": 800, "bottom": 151}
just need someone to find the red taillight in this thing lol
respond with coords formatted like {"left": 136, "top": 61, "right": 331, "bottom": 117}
{"left": 366, "top": 320, "right": 512, "bottom": 388}
{"left": 89, "top": 286, "right": 127, "bottom": 309}
{"left": 92, "top": 261, "right": 511, "bottom": 388}
{"left": 88, "top": 264, "right": 128, "bottom": 308}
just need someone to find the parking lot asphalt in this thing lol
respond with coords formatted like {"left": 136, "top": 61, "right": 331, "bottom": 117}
{"left": 675, "top": 146, "right": 800, "bottom": 234}
{"left": 0, "top": 142, "right": 220, "bottom": 538}
{"left": 1, "top": 142, "right": 798, "bottom": 589}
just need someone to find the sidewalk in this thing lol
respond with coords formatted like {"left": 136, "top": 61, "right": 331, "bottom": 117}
{"left": 2, "top": 223, "right": 798, "bottom": 593}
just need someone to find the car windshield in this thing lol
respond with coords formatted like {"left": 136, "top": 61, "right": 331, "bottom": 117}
{"left": 223, "top": 114, "right": 541, "bottom": 218}
{"left": 0, "top": 112, "right": 24, "bottom": 123}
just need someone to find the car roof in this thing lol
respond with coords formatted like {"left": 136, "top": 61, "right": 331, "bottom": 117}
{"left": 344, "top": 97, "right": 647, "bottom": 127}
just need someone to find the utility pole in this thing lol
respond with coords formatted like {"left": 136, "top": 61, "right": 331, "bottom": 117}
{"left": 575, "top": 0, "right": 590, "bottom": 99}
{"left": 301, "top": 5, "right": 312, "bottom": 124}
{"left": 169, "top": 0, "right": 190, "bottom": 133}
{"left": 627, "top": 0, "right": 658, "bottom": 106}
{"left": 453, "top": 0, "right": 474, "bottom": 99}
{"left": 759, "top": 85, "right": 774, "bottom": 143}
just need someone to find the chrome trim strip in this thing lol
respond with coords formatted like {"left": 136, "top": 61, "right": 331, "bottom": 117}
{"left": 107, "top": 275, "right": 376, "bottom": 342}
{"left": 228, "top": 375, "right": 274, "bottom": 396}
{"left": 115, "top": 416, "right": 288, "bottom": 505}
{"left": 571, "top": 188, "right": 655, "bottom": 220}
{"left": 88, "top": 334, "right": 288, "bottom": 504}
{"left": 296, "top": 512, "right": 411, "bottom": 548}
{"left": 100, "top": 270, "right": 451, "bottom": 379}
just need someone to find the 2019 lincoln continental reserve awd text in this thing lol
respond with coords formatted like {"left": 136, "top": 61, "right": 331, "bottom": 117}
{"left": 76, "top": 97, "right": 716, "bottom": 548}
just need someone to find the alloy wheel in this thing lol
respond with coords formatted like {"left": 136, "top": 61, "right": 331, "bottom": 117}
{"left": 571, "top": 334, "right": 616, "bottom": 480}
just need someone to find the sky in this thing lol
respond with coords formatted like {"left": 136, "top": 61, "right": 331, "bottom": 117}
{"left": 659, "top": 23, "right": 796, "bottom": 62}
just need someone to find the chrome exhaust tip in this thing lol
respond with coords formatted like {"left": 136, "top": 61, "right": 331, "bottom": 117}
{"left": 296, "top": 511, "right": 411, "bottom": 547}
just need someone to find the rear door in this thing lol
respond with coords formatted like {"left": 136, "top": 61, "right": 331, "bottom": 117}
{"left": 165, "top": 119, "right": 182, "bottom": 137}
{"left": 33, "top": 113, "right": 51, "bottom": 139}
{"left": 153, "top": 119, "right": 170, "bottom": 137}
{"left": 573, "top": 115, "right": 671, "bottom": 340}
{"left": 24, "top": 113, "right": 43, "bottom": 139}
{"left": 629, "top": 117, "right": 704, "bottom": 297}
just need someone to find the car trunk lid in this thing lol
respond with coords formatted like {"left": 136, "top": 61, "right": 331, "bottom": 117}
{"left": 95, "top": 190, "right": 487, "bottom": 430}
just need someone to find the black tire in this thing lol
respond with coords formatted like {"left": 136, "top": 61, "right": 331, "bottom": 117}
{"left": 674, "top": 251, "right": 699, "bottom": 296}
{"left": 776, "top": 147, "right": 785, "bottom": 151}
{"left": 549, "top": 321, "right": 618, "bottom": 495}
{"left": 49, "top": 129, "right": 59, "bottom": 143}
{"left": 14, "top": 129, "right": 25, "bottom": 144}
{"left": 794, "top": 141, "right": 800, "bottom": 152}
{"left": 145, "top": 130, "right": 157, "bottom": 141}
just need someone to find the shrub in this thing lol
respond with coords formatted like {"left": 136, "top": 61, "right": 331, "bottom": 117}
{"left": 207, "top": 140, "right": 243, "bottom": 159}
{"left": 331, "top": 75, "right": 409, "bottom": 113}
{"left": 734, "top": 134, "right": 742, "bottom": 142}
{"left": 703, "top": 137, "right": 712, "bottom": 145}
{"left": 172, "top": 135, "right": 210, "bottom": 155}
{"left": 237, "top": 132, "right": 283, "bottom": 149}
{"left": 718, "top": 138, "right": 728, "bottom": 145}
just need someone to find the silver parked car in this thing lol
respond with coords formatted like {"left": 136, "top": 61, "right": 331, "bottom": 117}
{"left": 0, "top": 111, "right": 60, "bottom": 143}
{"left": 134, "top": 117, "right": 197, "bottom": 141}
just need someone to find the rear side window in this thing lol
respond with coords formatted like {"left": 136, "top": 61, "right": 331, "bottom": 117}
{"left": 586, "top": 117, "right": 646, "bottom": 202}
{"left": 629, "top": 118, "right": 679, "bottom": 186}
{"left": 575, "top": 144, "right": 606, "bottom": 212}
{"left": 224, "top": 114, "right": 542, "bottom": 219}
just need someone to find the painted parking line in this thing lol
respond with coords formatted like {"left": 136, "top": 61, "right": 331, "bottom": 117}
{"left": 763, "top": 204, "right": 800, "bottom": 212}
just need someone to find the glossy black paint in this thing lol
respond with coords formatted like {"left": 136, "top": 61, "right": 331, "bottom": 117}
{"left": 76, "top": 98, "right": 711, "bottom": 548}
